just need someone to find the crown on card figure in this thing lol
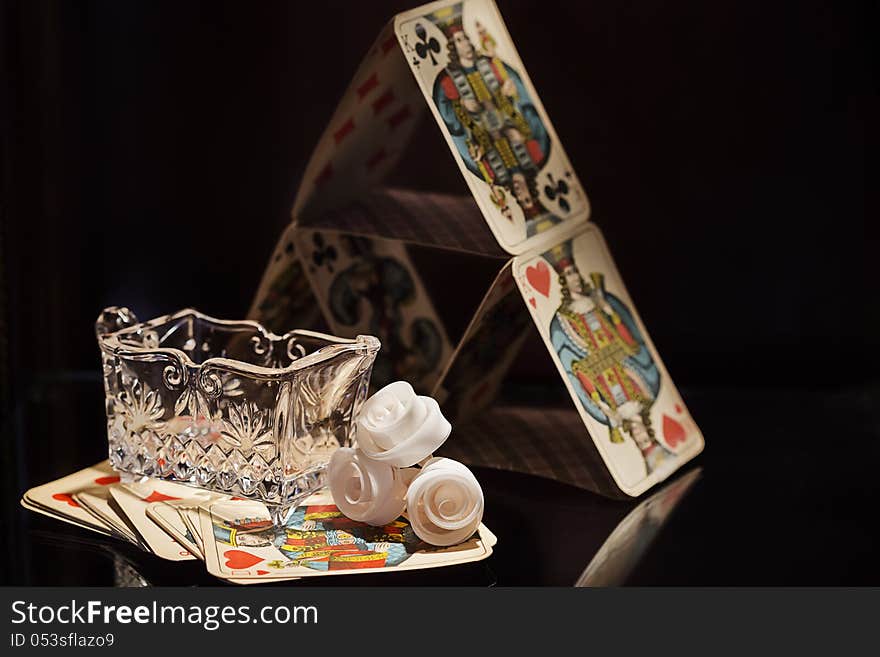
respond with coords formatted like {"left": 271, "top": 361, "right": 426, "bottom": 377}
{"left": 426, "top": 3, "right": 464, "bottom": 38}
{"left": 227, "top": 517, "right": 273, "bottom": 533}
{"left": 545, "top": 241, "right": 575, "bottom": 274}
{"left": 476, "top": 21, "right": 498, "bottom": 56}
{"left": 588, "top": 272, "right": 606, "bottom": 293}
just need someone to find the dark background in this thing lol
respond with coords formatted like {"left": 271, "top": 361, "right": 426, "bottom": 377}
{"left": 0, "top": 0, "right": 876, "bottom": 584}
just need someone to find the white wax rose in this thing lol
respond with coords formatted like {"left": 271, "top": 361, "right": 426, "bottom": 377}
{"left": 356, "top": 381, "right": 451, "bottom": 467}
{"left": 327, "top": 447, "right": 408, "bottom": 526}
{"left": 406, "top": 458, "right": 484, "bottom": 547}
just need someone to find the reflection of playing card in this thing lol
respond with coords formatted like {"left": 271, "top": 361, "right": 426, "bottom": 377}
{"left": 146, "top": 502, "right": 204, "bottom": 560}
{"left": 297, "top": 229, "right": 453, "bottom": 392}
{"left": 395, "top": 0, "right": 589, "bottom": 255}
{"left": 23, "top": 461, "right": 124, "bottom": 536}
{"left": 109, "top": 480, "right": 210, "bottom": 561}
{"left": 576, "top": 468, "right": 701, "bottom": 586}
{"left": 513, "top": 224, "right": 704, "bottom": 496}
{"left": 434, "top": 262, "right": 531, "bottom": 421}
{"left": 200, "top": 491, "right": 492, "bottom": 584}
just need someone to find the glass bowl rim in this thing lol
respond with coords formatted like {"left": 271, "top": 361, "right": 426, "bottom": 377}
{"left": 96, "top": 307, "right": 380, "bottom": 380}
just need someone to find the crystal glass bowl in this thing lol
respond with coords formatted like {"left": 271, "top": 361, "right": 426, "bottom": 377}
{"left": 96, "top": 307, "right": 380, "bottom": 523}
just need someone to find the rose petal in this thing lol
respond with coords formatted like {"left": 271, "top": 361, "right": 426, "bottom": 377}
{"left": 358, "top": 396, "right": 450, "bottom": 467}
{"left": 358, "top": 381, "right": 429, "bottom": 451}
{"left": 328, "top": 448, "right": 407, "bottom": 526}
{"left": 406, "top": 458, "right": 483, "bottom": 546}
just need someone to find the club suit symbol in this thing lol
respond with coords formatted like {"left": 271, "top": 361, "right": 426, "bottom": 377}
{"left": 544, "top": 173, "right": 570, "bottom": 213}
{"left": 310, "top": 232, "right": 338, "bottom": 273}
{"left": 327, "top": 236, "right": 443, "bottom": 390}
{"left": 414, "top": 23, "right": 441, "bottom": 65}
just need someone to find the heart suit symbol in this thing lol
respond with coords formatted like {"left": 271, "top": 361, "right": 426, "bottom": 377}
{"left": 94, "top": 476, "right": 120, "bottom": 486}
{"left": 224, "top": 550, "right": 263, "bottom": 570}
{"left": 143, "top": 491, "right": 181, "bottom": 503}
{"left": 662, "top": 414, "right": 687, "bottom": 448}
{"left": 52, "top": 493, "right": 79, "bottom": 507}
{"left": 526, "top": 261, "right": 551, "bottom": 297}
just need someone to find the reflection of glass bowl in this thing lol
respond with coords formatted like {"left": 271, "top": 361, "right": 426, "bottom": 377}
{"left": 96, "top": 307, "right": 380, "bottom": 524}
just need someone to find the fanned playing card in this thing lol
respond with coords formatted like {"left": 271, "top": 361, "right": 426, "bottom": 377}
{"left": 199, "top": 491, "right": 493, "bottom": 584}
{"left": 22, "top": 461, "right": 125, "bottom": 536}
{"left": 110, "top": 479, "right": 217, "bottom": 561}
{"left": 23, "top": 463, "right": 497, "bottom": 580}
{"left": 146, "top": 501, "right": 204, "bottom": 559}
{"left": 21, "top": 461, "right": 222, "bottom": 558}
{"left": 20, "top": 496, "right": 113, "bottom": 536}
{"left": 73, "top": 489, "right": 140, "bottom": 545}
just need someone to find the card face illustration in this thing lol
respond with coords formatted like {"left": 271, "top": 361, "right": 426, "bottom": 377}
{"left": 395, "top": 0, "right": 589, "bottom": 255}
{"left": 248, "top": 224, "right": 323, "bottom": 333}
{"left": 513, "top": 224, "right": 704, "bottom": 496}
{"left": 200, "top": 491, "right": 492, "bottom": 583}
{"left": 296, "top": 229, "right": 453, "bottom": 393}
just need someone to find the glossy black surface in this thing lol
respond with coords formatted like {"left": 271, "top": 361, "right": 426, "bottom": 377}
{"left": 5, "top": 379, "right": 879, "bottom": 586}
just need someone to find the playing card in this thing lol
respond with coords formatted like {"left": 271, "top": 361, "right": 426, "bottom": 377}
{"left": 155, "top": 489, "right": 233, "bottom": 556}
{"left": 179, "top": 505, "right": 205, "bottom": 554}
{"left": 199, "top": 490, "right": 493, "bottom": 583}
{"left": 23, "top": 461, "right": 125, "bottom": 536}
{"left": 109, "top": 480, "right": 211, "bottom": 561}
{"left": 248, "top": 224, "right": 323, "bottom": 333}
{"left": 20, "top": 496, "right": 113, "bottom": 536}
{"left": 296, "top": 229, "right": 453, "bottom": 392}
{"left": 73, "top": 489, "right": 140, "bottom": 545}
{"left": 513, "top": 224, "right": 704, "bottom": 496}
{"left": 433, "top": 261, "right": 531, "bottom": 421}
{"left": 395, "top": 0, "right": 589, "bottom": 255}
{"left": 146, "top": 501, "right": 204, "bottom": 560}
{"left": 292, "top": 22, "right": 425, "bottom": 223}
